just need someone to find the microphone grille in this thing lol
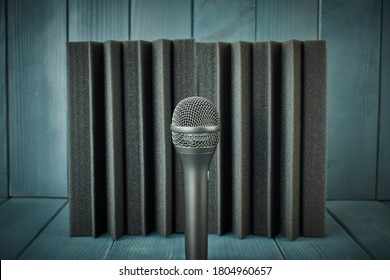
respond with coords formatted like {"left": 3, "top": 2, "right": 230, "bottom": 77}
{"left": 171, "top": 96, "right": 220, "bottom": 148}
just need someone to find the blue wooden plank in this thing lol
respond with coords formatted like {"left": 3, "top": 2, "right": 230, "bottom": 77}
{"left": 0, "top": 0, "right": 7, "bottom": 197}
{"left": 20, "top": 204, "right": 113, "bottom": 260}
{"left": 378, "top": 0, "right": 390, "bottom": 199}
{"left": 208, "top": 233, "right": 283, "bottom": 260}
{"left": 131, "top": 0, "right": 191, "bottom": 40}
{"left": 0, "top": 197, "right": 7, "bottom": 205}
{"left": 321, "top": 0, "right": 381, "bottom": 199}
{"left": 108, "top": 232, "right": 283, "bottom": 260}
{"left": 383, "top": 201, "right": 390, "bottom": 208}
{"left": 327, "top": 201, "right": 390, "bottom": 259}
{"left": 8, "top": 0, "right": 67, "bottom": 197}
{"left": 276, "top": 213, "right": 371, "bottom": 259}
{"left": 68, "top": 0, "right": 129, "bottom": 41}
{"left": 256, "top": 0, "right": 318, "bottom": 41}
{"left": 108, "top": 232, "right": 185, "bottom": 260}
{"left": 194, "top": 0, "right": 256, "bottom": 42}
{"left": 0, "top": 198, "right": 66, "bottom": 259}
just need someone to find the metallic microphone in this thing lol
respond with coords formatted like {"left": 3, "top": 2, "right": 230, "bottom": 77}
{"left": 170, "top": 96, "right": 221, "bottom": 260}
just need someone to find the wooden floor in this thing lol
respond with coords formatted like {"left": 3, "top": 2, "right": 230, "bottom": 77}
{"left": 0, "top": 198, "right": 389, "bottom": 260}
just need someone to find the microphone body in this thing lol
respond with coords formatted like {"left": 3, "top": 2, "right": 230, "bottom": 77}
{"left": 176, "top": 147, "right": 216, "bottom": 260}
{"left": 170, "top": 96, "right": 220, "bottom": 260}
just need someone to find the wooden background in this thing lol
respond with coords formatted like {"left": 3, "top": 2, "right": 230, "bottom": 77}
{"left": 0, "top": 0, "right": 388, "bottom": 200}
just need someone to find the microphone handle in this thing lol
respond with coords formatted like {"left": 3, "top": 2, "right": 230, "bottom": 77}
{"left": 177, "top": 147, "right": 216, "bottom": 260}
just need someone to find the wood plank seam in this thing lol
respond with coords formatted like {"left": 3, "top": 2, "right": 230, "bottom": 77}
{"left": 383, "top": 201, "right": 390, "bottom": 208}
{"left": 273, "top": 237, "right": 287, "bottom": 260}
{"left": 105, "top": 238, "right": 117, "bottom": 260}
{"left": 1, "top": 0, "right": 9, "bottom": 198}
{"left": 16, "top": 200, "right": 68, "bottom": 259}
{"left": 317, "top": 0, "right": 320, "bottom": 40}
{"left": 254, "top": 0, "right": 258, "bottom": 40}
{"left": 376, "top": 0, "right": 386, "bottom": 200}
{"left": 326, "top": 208, "right": 375, "bottom": 259}
{"left": 0, "top": 198, "right": 8, "bottom": 206}
{"left": 190, "top": 0, "right": 194, "bottom": 38}
{"left": 378, "top": 0, "right": 390, "bottom": 199}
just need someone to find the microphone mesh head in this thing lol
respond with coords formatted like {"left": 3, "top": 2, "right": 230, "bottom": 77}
{"left": 171, "top": 96, "right": 220, "bottom": 148}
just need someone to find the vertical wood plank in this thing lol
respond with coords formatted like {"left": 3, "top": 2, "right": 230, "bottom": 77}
{"left": 231, "top": 42, "right": 252, "bottom": 238}
{"left": 152, "top": 40, "right": 173, "bottom": 236}
{"left": 252, "top": 41, "right": 281, "bottom": 237}
{"left": 378, "top": 0, "right": 390, "bottom": 199}
{"left": 68, "top": 0, "right": 129, "bottom": 41}
{"left": 194, "top": 0, "right": 256, "bottom": 42}
{"left": 196, "top": 42, "right": 231, "bottom": 234}
{"left": 131, "top": 0, "right": 191, "bottom": 40}
{"left": 8, "top": 0, "right": 67, "bottom": 196}
{"left": 0, "top": 0, "right": 7, "bottom": 197}
{"left": 321, "top": 0, "right": 381, "bottom": 199}
{"left": 123, "top": 41, "right": 154, "bottom": 235}
{"left": 256, "top": 0, "right": 318, "bottom": 41}
{"left": 280, "top": 40, "right": 301, "bottom": 240}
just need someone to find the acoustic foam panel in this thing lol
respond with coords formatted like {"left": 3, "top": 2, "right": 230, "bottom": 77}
{"left": 152, "top": 39, "right": 173, "bottom": 236}
{"left": 231, "top": 42, "right": 252, "bottom": 239}
{"left": 123, "top": 41, "right": 154, "bottom": 235}
{"left": 280, "top": 40, "right": 302, "bottom": 240}
{"left": 104, "top": 41, "right": 125, "bottom": 240}
{"left": 252, "top": 41, "right": 281, "bottom": 237}
{"left": 67, "top": 39, "right": 327, "bottom": 240}
{"left": 301, "top": 41, "right": 327, "bottom": 237}
{"left": 67, "top": 42, "right": 106, "bottom": 237}
{"left": 172, "top": 39, "right": 196, "bottom": 233}
{"left": 196, "top": 42, "right": 231, "bottom": 235}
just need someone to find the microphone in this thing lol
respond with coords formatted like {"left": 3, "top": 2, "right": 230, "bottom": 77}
{"left": 171, "top": 96, "right": 221, "bottom": 260}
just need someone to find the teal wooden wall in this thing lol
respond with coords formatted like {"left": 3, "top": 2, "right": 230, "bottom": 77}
{"left": 0, "top": 0, "right": 7, "bottom": 197}
{"left": 0, "top": 0, "right": 389, "bottom": 200}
